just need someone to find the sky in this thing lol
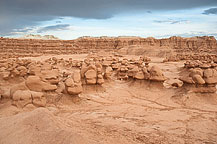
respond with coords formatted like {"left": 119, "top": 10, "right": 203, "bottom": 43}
{"left": 1, "top": 0, "right": 217, "bottom": 40}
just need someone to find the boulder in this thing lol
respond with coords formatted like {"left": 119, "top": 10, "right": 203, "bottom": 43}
{"left": 192, "top": 74, "right": 205, "bottom": 85}
{"left": 97, "top": 74, "right": 104, "bottom": 84}
{"left": 10, "top": 82, "right": 29, "bottom": 98}
{"left": 2, "top": 71, "right": 10, "bottom": 80}
{"left": 112, "top": 63, "right": 120, "bottom": 69}
{"left": 105, "top": 66, "right": 113, "bottom": 79}
{"left": 28, "top": 65, "right": 41, "bottom": 75}
{"left": 180, "top": 76, "right": 194, "bottom": 84}
{"left": 12, "top": 90, "right": 32, "bottom": 108}
{"left": 163, "top": 79, "right": 183, "bottom": 88}
{"left": 203, "top": 69, "right": 217, "bottom": 84}
{"left": 204, "top": 77, "right": 217, "bottom": 84}
{"left": 149, "top": 66, "right": 166, "bottom": 81}
{"left": 73, "top": 71, "right": 81, "bottom": 83}
{"left": 65, "top": 78, "right": 74, "bottom": 87}
{"left": 85, "top": 69, "right": 97, "bottom": 84}
{"left": 67, "top": 85, "right": 83, "bottom": 95}
{"left": 142, "top": 67, "right": 150, "bottom": 79}
{"left": 203, "top": 69, "right": 213, "bottom": 78}
{"left": 134, "top": 71, "right": 145, "bottom": 80}
{"left": 31, "top": 91, "right": 46, "bottom": 107}
{"left": 97, "top": 78, "right": 104, "bottom": 84}
{"left": 33, "top": 97, "right": 46, "bottom": 107}
{"left": 86, "top": 78, "right": 97, "bottom": 84}
{"left": 128, "top": 66, "right": 139, "bottom": 77}
{"left": 41, "top": 69, "right": 59, "bottom": 84}
{"left": 25, "top": 76, "right": 57, "bottom": 92}
{"left": 16, "top": 66, "right": 27, "bottom": 76}
{"left": 189, "top": 68, "right": 203, "bottom": 77}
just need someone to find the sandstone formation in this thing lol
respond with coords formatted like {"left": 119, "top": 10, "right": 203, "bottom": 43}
{"left": 0, "top": 36, "right": 216, "bottom": 107}
{"left": 0, "top": 54, "right": 170, "bottom": 108}
{"left": 0, "top": 36, "right": 216, "bottom": 59}
{"left": 0, "top": 35, "right": 217, "bottom": 144}
{"left": 179, "top": 60, "right": 217, "bottom": 93}
{"left": 164, "top": 53, "right": 217, "bottom": 62}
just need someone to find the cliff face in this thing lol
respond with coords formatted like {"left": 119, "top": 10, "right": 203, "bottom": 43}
{"left": 0, "top": 36, "right": 216, "bottom": 58}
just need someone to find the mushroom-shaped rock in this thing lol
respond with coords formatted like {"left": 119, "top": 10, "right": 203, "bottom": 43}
{"left": 203, "top": 69, "right": 217, "bottom": 84}
{"left": 2, "top": 71, "right": 10, "bottom": 80}
{"left": 189, "top": 68, "right": 203, "bottom": 77}
{"left": 192, "top": 74, "right": 205, "bottom": 85}
{"left": 85, "top": 69, "right": 97, "bottom": 84}
{"left": 203, "top": 69, "right": 213, "bottom": 78}
{"left": 149, "top": 66, "right": 166, "bottom": 81}
{"left": 73, "top": 71, "right": 81, "bottom": 83}
{"left": 12, "top": 90, "right": 32, "bottom": 108}
{"left": 41, "top": 69, "right": 59, "bottom": 84}
{"left": 10, "top": 82, "right": 29, "bottom": 98}
{"left": 128, "top": 66, "right": 139, "bottom": 77}
{"left": 134, "top": 71, "right": 145, "bottom": 80}
{"left": 65, "top": 78, "right": 75, "bottom": 87}
{"left": 31, "top": 91, "right": 46, "bottom": 107}
{"left": 25, "top": 76, "right": 57, "bottom": 92}
{"left": 142, "top": 67, "right": 150, "bottom": 79}
{"left": 67, "top": 85, "right": 83, "bottom": 95}
{"left": 16, "top": 66, "right": 28, "bottom": 76}
{"left": 105, "top": 66, "right": 113, "bottom": 79}
{"left": 28, "top": 65, "right": 41, "bottom": 75}
{"left": 179, "top": 76, "right": 194, "bottom": 84}
{"left": 163, "top": 79, "right": 183, "bottom": 88}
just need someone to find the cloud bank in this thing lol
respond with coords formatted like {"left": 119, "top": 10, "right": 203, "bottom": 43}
{"left": 1, "top": 0, "right": 217, "bottom": 36}
{"left": 202, "top": 8, "right": 217, "bottom": 15}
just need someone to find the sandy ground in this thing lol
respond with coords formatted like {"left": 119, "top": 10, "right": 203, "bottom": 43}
{"left": 0, "top": 55, "right": 217, "bottom": 144}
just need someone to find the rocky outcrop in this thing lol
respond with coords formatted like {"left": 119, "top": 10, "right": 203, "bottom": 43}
{"left": 164, "top": 54, "right": 217, "bottom": 62}
{"left": 65, "top": 71, "right": 83, "bottom": 95}
{"left": 1, "top": 52, "right": 216, "bottom": 109}
{"left": 149, "top": 66, "right": 166, "bottom": 81}
{"left": 179, "top": 60, "right": 217, "bottom": 93}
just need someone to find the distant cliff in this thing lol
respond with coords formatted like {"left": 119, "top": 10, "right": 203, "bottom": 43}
{"left": 0, "top": 36, "right": 216, "bottom": 58}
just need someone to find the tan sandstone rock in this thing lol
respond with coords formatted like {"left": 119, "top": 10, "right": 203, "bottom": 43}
{"left": 149, "top": 66, "right": 166, "bottom": 81}
{"left": 12, "top": 90, "right": 32, "bottom": 108}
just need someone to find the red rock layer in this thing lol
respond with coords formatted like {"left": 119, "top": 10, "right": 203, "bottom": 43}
{"left": 0, "top": 36, "right": 216, "bottom": 58}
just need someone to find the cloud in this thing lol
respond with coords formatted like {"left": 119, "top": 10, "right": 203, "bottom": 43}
{"left": 56, "top": 21, "right": 62, "bottom": 23}
{"left": 13, "top": 28, "right": 34, "bottom": 33}
{"left": 159, "top": 31, "right": 217, "bottom": 38}
{"left": 153, "top": 19, "right": 190, "bottom": 24}
{"left": 37, "top": 24, "right": 71, "bottom": 33}
{"left": 1, "top": 0, "right": 217, "bottom": 36}
{"left": 202, "top": 7, "right": 217, "bottom": 15}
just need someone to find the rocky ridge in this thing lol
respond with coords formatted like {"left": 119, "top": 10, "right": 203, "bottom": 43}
{"left": 0, "top": 36, "right": 216, "bottom": 59}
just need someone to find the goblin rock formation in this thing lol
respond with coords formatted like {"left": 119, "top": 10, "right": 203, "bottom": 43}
{"left": 179, "top": 60, "right": 217, "bottom": 93}
{"left": 0, "top": 54, "right": 169, "bottom": 108}
{"left": 0, "top": 36, "right": 216, "bottom": 109}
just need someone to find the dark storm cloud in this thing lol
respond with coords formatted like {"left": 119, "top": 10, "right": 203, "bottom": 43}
{"left": 1, "top": 0, "right": 217, "bottom": 36}
{"left": 37, "top": 24, "right": 70, "bottom": 33}
{"left": 202, "top": 8, "right": 217, "bottom": 15}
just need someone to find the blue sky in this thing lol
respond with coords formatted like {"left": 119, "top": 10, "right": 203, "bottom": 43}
{"left": 1, "top": 0, "right": 217, "bottom": 40}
